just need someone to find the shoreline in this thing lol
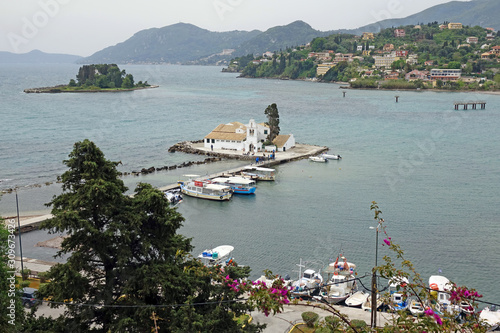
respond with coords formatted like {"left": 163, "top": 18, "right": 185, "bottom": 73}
{"left": 23, "top": 85, "right": 159, "bottom": 94}
{"left": 229, "top": 72, "right": 500, "bottom": 95}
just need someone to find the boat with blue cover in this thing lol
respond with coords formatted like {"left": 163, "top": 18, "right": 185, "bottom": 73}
{"left": 210, "top": 176, "right": 256, "bottom": 195}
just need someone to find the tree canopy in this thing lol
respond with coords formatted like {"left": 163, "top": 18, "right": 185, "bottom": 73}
{"left": 264, "top": 103, "right": 280, "bottom": 143}
{"left": 39, "top": 139, "right": 262, "bottom": 332}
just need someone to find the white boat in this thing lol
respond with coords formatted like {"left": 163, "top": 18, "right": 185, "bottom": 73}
{"left": 429, "top": 275, "right": 452, "bottom": 307}
{"left": 321, "top": 153, "right": 342, "bottom": 160}
{"left": 321, "top": 255, "right": 357, "bottom": 304}
{"left": 210, "top": 176, "right": 256, "bottom": 195}
{"left": 309, "top": 155, "right": 327, "bottom": 162}
{"left": 409, "top": 298, "right": 425, "bottom": 316}
{"left": 179, "top": 178, "right": 233, "bottom": 201}
{"left": 291, "top": 259, "right": 324, "bottom": 299}
{"left": 480, "top": 305, "right": 500, "bottom": 327}
{"left": 242, "top": 166, "right": 276, "bottom": 181}
{"left": 164, "top": 189, "right": 182, "bottom": 206}
{"left": 362, "top": 294, "right": 383, "bottom": 312}
{"left": 345, "top": 291, "right": 369, "bottom": 307}
{"left": 388, "top": 277, "right": 409, "bottom": 311}
{"left": 198, "top": 245, "right": 235, "bottom": 267}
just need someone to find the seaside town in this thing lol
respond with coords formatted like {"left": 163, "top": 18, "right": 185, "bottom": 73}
{"left": 2, "top": 1, "right": 500, "bottom": 332}
{"left": 228, "top": 22, "right": 500, "bottom": 91}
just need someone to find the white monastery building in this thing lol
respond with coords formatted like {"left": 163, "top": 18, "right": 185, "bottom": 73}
{"left": 204, "top": 119, "right": 295, "bottom": 152}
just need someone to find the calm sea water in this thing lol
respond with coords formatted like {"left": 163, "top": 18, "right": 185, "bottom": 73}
{"left": 1, "top": 64, "right": 499, "bottom": 304}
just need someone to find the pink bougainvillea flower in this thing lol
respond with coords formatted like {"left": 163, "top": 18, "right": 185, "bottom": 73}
{"left": 424, "top": 307, "right": 434, "bottom": 316}
{"left": 434, "top": 313, "right": 443, "bottom": 325}
{"left": 383, "top": 239, "right": 391, "bottom": 246}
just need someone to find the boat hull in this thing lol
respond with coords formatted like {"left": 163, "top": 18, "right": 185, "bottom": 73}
{"left": 232, "top": 187, "right": 256, "bottom": 194}
{"left": 180, "top": 186, "right": 232, "bottom": 201}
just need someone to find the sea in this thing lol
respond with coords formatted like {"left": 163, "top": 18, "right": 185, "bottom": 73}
{"left": 1, "top": 63, "right": 499, "bottom": 305}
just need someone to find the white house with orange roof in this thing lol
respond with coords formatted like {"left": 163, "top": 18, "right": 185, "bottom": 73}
{"left": 204, "top": 119, "right": 295, "bottom": 152}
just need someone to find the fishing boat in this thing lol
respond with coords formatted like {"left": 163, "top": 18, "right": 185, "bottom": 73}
{"left": 291, "top": 259, "right": 324, "bottom": 299}
{"left": 179, "top": 177, "right": 233, "bottom": 201}
{"left": 210, "top": 176, "right": 256, "bottom": 195}
{"left": 429, "top": 275, "right": 452, "bottom": 307}
{"left": 345, "top": 291, "right": 369, "bottom": 307}
{"left": 409, "top": 298, "right": 425, "bottom": 316}
{"left": 321, "top": 255, "right": 357, "bottom": 304}
{"left": 197, "top": 245, "right": 235, "bottom": 267}
{"left": 388, "top": 277, "right": 409, "bottom": 311}
{"left": 309, "top": 155, "right": 327, "bottom": 162}
{"left": 241, "top": 166, "right": 276, "bottom": 181}
{"left": 321, "top": 153, "right": 342, "bottom": 160}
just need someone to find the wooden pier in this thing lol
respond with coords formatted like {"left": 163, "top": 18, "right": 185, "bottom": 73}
{"left": 454, "top": 101, "right": 486, "bottom": 110}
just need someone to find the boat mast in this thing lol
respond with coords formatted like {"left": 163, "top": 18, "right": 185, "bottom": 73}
{"left": 296, "top": 258, "right": 305, "bottom": 281}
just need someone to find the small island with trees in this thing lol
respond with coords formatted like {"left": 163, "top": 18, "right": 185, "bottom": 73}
{"left": 24, "top": 64, "right": 157, "bottom": 93}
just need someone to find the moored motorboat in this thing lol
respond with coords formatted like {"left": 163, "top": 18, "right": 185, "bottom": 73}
{"left": 345, "top": 291, "right": 369, "bottom": 307}
{"left": 388, "top": 277, "right": 409, "bottom": 311}
{"left": 291, "top": 259, "right": 324, "bottom": 299}
{"left": 362, "top": 294, "right": 383, "bottom": 312}
{"left": 321, "top": 153, "right": 342, "bottom": 160}
{"left": 179, "top": 178, "right": 233, "bottom": 201}
{"left": 198, "top": 245, "right": 235, "bottom": 267}
{"left": 409, "top": 298, "right": 425, "bottom": 316}
{"left": 242, "top": 166, "right": 276, "bottom": 181}
{"left": 429, "top": 275, "right": 452, "bottom": 307}
{"left": 210, "top": 176, "right": 256, "bottom": 195}
{"left": 309, "top": 155, "right": 327, "bottom": 163}
{"left": 321, "top": 255, "right": 357, "bottom": 304}
{"left": 164, "top": 189, "right": 183, "bottom": 206}
{"left": 480, "top": 305, "right": 500, "bottom": 327}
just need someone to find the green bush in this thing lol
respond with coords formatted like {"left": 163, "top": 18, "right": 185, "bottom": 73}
{"left": 324, "top": 315, "right": 340, "bottom": 325}
{"left": 301, "top": 311, "right": 319, "bottom": 328}
{"left": 351, "top": 319, "right": 367, "bottom": 329}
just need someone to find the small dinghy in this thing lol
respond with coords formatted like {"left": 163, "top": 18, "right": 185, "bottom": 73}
{"left": 309, "top": 155, "right": 327, "bottom": 163}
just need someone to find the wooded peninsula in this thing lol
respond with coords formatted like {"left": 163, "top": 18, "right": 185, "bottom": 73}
{"left": 24, "top": 64, "right": 156, "bottom": 93}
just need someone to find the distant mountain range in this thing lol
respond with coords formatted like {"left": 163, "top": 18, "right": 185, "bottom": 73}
{"left": 340, "top": 0, "right": 500, "bottom": 35}
{"left": 0, "top": 49, "right": 82, "bottom": 63}
{"left": 2, "top": 0, "right": 499, "bottom": 65}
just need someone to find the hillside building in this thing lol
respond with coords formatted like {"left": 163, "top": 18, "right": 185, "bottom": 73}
{"left": 430, "top": 69, "right": 462, "bottom": 81}
{"left": 373, "top": 54, "right": 400, "bottom": 68}
{"left": 394, "top": 29, "right": 406, "bottom": 37}
{"left": 448, "top": 23, "right": 463, "bottom": 30}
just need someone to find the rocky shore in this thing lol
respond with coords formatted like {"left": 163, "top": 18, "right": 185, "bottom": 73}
{"left": 24, "top": 85, "right": 159, "bottom": 93}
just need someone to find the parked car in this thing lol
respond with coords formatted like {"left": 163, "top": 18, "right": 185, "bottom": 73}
{"left": 21, "top": 287, "right": 40, "bottom": 308}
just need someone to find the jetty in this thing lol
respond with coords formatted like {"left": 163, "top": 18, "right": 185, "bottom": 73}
{"left": 160, "top": 141, "right": 328, "bottom": 192}
{"left": 454, "top": 101, "right": 486, "bottom": 110}
{"left": 4, "top": 141, "right": 329, "bottom": 230}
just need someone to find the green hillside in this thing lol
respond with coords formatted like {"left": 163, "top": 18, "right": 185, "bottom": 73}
{"left": 81, "top": 23, "right": 261, "bottom": 64}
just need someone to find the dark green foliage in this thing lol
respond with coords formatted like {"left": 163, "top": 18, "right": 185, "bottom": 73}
{"left": 75, "top": 64, "right": 133, "bottom": 88}
{"left": 264, "top": 103, "right": 280, "bottom": 143}
{"left": 350, "top": 79, "right": 378, "bottom": 89}
{"left": 322, "top": 61, "right": 349, "bottom": 82}
{"left": 38, "top": 140, "right": 262, "bottom": 332}
{"left": 301, "top": 311, "right": 319, "bottom": 328}
{"left": 351, "top": 319, "right": 367, "bottom": 329}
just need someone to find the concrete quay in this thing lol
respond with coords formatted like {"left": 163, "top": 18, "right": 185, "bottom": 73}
{"left": 251, "top": 302, "right": 393, "bottom": 332}
{"left": 160, "top": 141, "right": 328, "bottom": 191}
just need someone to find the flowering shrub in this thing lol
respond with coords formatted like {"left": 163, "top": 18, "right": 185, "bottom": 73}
{"left": 229, "top": 202, "right": 490, "bottom": 333}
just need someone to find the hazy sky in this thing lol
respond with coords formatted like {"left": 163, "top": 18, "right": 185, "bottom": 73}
{"left": 1, "top": 0, "right": 467, "bottom": 56}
